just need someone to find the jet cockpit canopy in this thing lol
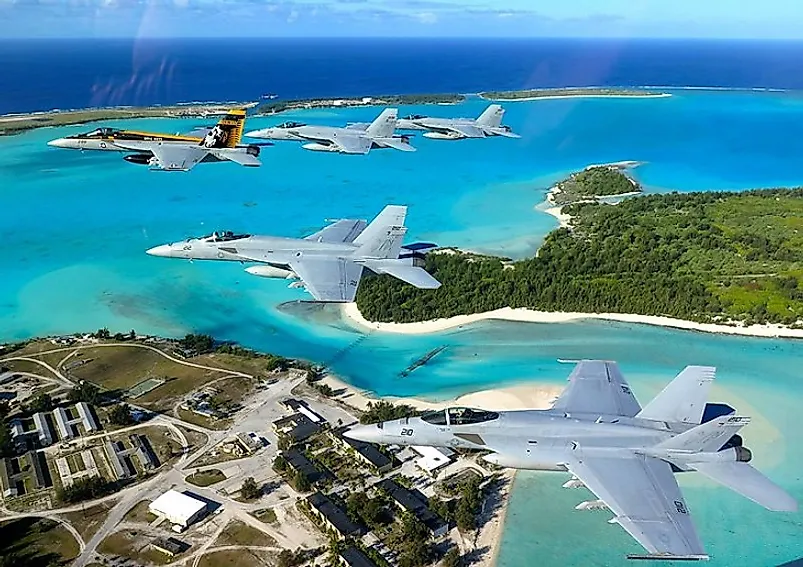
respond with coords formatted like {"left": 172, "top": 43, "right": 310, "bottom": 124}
{"left": 404, "top": 114, "right": 426, "bottom": 120}
{"left": 421, "top": 407, "right": 499, "bottom": 426}
{"left": 75, "top": 127, "right": 119, "bottom": 139}
{"left": 278, "top": 121, "right": 306, "bottom": 129}
{"left": 199, "top": 231, "right": 251, "bottom": 242}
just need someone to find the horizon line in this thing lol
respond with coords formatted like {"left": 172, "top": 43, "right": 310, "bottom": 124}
{"left": 4, "top": 36, "right": 803, "bottom": 42}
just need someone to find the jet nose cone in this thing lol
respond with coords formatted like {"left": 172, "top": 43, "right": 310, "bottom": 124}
{"left": 343, "top": 424, "right": 376, "bottom": 443}
{"left": 146, "top": 244, "right": 173, "bottom": 257}
{"left": 47, "top": 138, "right": 69, "bottom": 148}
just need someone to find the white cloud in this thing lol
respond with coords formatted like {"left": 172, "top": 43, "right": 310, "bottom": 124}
{"left": 416, "top": 10, "right": 437, "bottom": 24}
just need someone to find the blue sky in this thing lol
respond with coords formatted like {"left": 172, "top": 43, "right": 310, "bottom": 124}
{"left": 1, "top": 0, "right": 803, "bottom": 39}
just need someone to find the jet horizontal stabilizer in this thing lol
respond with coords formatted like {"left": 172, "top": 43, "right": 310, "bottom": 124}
{"left": 562, "top": 479, "right": 585, "bottom": 489}
{"left": 575, "top": 500, "right": 608, "bottom": 511}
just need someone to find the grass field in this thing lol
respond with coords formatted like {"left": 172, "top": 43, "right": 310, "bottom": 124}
{"left": 60, "top": 501, "right": 116, "bottom": 541}
{"left": 0, "top": 518, "right": 81, "bottom": 567}
{"left": 186, "top": 469, "right": 227, "bottom": 487}
{"left": 97, "top": 529, "right": 173, "bottom": 566}
{"left": 123, "top": 499, "right": 156, "bottom": 524}
{"left": 251, "top": 508, "right": 277, "bottom": 524}
{"left": 215, "top": 520, "right": 277, "bottom": 547}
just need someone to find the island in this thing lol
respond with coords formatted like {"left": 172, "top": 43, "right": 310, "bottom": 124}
{"left": 0, "top": 102, "right": 258, "bottom": 136}
{"left": 355, "top": 168, "right": 803, "bottom": 332}
{"left": 0, "top": 331, "right": 512, "bottom": 567}
{"left": 480, "top": 87, "right": 670, "bottom": 101}
{"left": 255, "top": 92, "right": 466, "bottom": 115}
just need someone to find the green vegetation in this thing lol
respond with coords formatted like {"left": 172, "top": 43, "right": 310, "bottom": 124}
{"left": 359, "top": 400, "right": 419, "bottom": 424}
{"left": 0, "top": 518, "right": 80, "bottom": 567}
{"left": 252, "top": 508, "right": 277, "bottom": 524}
{"left": 442, "top": 547, "right": 464, "bottom": 567}
{"left": 552, "top": 166, "right": 640, "bottom": 205}
{"left": 179, "top": 333, "right": 215, "bottom": 354}
{"left": 346, "top": 492, "right": 392, "bottom": 530}
{"left": 68, "top": 381, "right": 100, "bottom": 405}
{"left": 0, "top": 103, "right": 252, "bottom": 136}
{"left": 240, "top": 477, "right": 261, "bottom": 500}
{"left": 27, "top": 393, "right": 54, "bottom": 413}
{"left": 187, "top": 469, "right": 226, "bottom": 487}
{"left": 264, "top": 354, "right": 289, "bottom": 372}
{"left": 108, "top": 403, "right": 134, "bottom": 426}
{"left": 257, "top": 93, "right": 464, "bottom": 114}
{"left": 123, "top": 500, "right": 156, "bottom": 524}
{"left": 454, "top": 475, "right": 483, "bottom": 533}
{"left": 386, "top": 513, "right": 434, "bottom": 567}
{"left": 57, "top": 476, "right": 115, "bottom": 504}
{"left": 357, "top": 186, "right": 803, "bottom": 327}
{"left": 480, "top": 87, "right": 661, "bottom": 100}
{"left": 277, "top": 549, "right": 307, "bottom": 567}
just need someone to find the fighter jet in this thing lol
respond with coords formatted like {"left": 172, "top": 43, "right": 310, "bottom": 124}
{"left": 344, "top": 361, "right": 797, "bottom": 560}
{"left": 244, "top": 108, "right": 415, "bottom": 154}
{"left": 397, "top": 103, "right": 520, "bottom": 140}
{"left": 145, "top": 205, "right": 440, "bottom": 302}
{"left": 47, "top": 109, "right": 264, "bottom": 171}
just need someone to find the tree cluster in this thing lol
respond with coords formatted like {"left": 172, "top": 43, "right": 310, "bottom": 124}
{"left": 387, "top": 513, "right": 434, "bottom": 567}
{"left": 240, "top": 477, "right": 261, "bottom": 500}
{"left": 57, "top": 476, "right": 114, "bottom": 504}
{"left": 357, "top": 188, "right": 803, "bottom": 327}
{"left": 108, "top": 404, "right": 134, "bottom": 426}
{"left": 454, "top": 476, "right": 483, "bottom": 533}
{"left": 68, "top": 382, "right": 100, "bottom": 405}
{"left": 179, "top": 333, "right": 215, "bottom": 354}
{"left": 346, "top": 492, "right": 390, "bottom": 530}
{"left": 359, "top": 400, "right": 419, "bottom": 424}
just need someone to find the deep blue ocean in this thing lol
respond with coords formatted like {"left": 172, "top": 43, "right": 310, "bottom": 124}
{"left": 4, "top": 38, "right": 803, "bottom": 113}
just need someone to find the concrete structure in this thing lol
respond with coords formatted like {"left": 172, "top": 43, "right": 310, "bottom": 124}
{"left": 282, "top": 398, "right": 325, "bottom": 423}
{"left": 149, "top": 490, "right": 208, "bottom": 529}
{"left": 1, "top": 458, "right": 17, "bottom": 498}
{"left": 151, "top": 537, "right": 187, "bottom": 557}
{"left": 339, "top": 546, "right": 380, "bottom": 567}
{"left": 56, "top": 450, "right": 100, "bottom": 488}
{"left": 334, "top": 433, "right": 393, "bottom": 474}
{"left": 32, "top": 413, "right": 54, "bottom": 447}
{"left": 377, "top": 478, "right": 448, "bottom": 538}
{"left": 104, "top": 440, "right": 137, "bottom": 479}
{"left": 105, "top": 434, "right": 158, "bottom": 479}
{"left": 53, "top": 407, "right": 74, "bottom": 439}
{"left": 282, "top": 449, "right": 333, "bottom": 485}
{"left": 411, "top": 445, "right": 454, "bottom": 476}
{"left": 273, "top": 413, "right": 321, "bottom": 443}
{"left": 306, "top": 492, "right": 364, "bottom": 539}
{"left": 76, "top": 402, "right": 100, "bottom": 432}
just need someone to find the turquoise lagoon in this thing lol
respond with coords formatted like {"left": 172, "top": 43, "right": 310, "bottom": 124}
{"left": 2, "top": 91, "right": 803, "bottom": 565}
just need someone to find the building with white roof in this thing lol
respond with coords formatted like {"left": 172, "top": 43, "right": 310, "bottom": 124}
{"left": 149, "top": 490, "right": 208, "bottom": 529}
{"left": 32, "top": 413, "right": 53, "bottom": 446}
{"left": 411, "top": 445, "right": 454, "bottom": 475}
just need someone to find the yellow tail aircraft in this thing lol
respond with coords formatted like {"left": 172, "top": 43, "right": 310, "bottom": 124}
{"left": 47, "top": 108, "right": 266, "bottom": 171}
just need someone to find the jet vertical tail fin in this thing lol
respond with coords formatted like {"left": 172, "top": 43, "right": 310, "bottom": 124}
{"left": 637, "top": 366, "right": 716, "bottom": 425}
{"left": 214, "top": 108, "right": 248, "bottom": 147}
{"left": 365, "top": 108, "right": 398, "bottom": 138}
{"left": 353, "top": 205, "right": 408, "bottom": 259}
{"left": 476, "top": 104, "right": 504, "bottom": 128}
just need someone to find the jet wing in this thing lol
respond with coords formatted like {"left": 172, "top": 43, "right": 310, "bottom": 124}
{"left": 445, "top": 124, "right": 486, "bottom": 138}
{"left": 361, "top": 260, "right": 441, "bottom": 289}
{"left": 379, "top": 137, "right": 417, "bottom": 152}
{"left": 209, "top": 147, "right": 261, "bottom": 167}
{"left": 115, "top": 141, "right": 208, "bottom": 171}
{"left": 330, "top": 134, "right": 373, "bottom": 154}
{"left": 551, "top": 360, "right": 642, "bottom": 417}
{"left": 304, "top": 219, "right": 368, "bottom": 244}
{"left": 567, "top": 453, "right": 707, "bottom": 560}
{"left": 289, "top": 258, "right": 365, "bottom": 302}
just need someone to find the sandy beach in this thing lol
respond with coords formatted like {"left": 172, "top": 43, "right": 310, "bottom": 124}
{"left": 342, "top": 302, "right": 803, "bottom": 339}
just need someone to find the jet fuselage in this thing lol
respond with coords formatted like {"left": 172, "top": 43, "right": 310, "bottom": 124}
{"left": 345, "top": 408, "right": 706, "bottom": 471}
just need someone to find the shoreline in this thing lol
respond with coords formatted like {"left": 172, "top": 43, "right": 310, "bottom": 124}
{"left": 341, "top": 302, "right": 803, "bottom": 339}
{"left": 482, "top": 92, "right": 672, "bottom": 102}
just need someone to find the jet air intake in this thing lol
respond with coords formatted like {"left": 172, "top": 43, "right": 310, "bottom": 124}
{"left": 245, "top": 266, "right": 296, "bottom": 280}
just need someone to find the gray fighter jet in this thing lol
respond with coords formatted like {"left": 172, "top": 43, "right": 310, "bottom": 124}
{"left": 146, "top": 205, "right": 440, "bottom": 302}
{"left": 344, "top": 361, "right": 797, "bottom": 560}
{"left": 244, "top": 108, "right": 415, "bottom": 154}
{"left": 396, "top": 103, "right": 520, "bottom": 140}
